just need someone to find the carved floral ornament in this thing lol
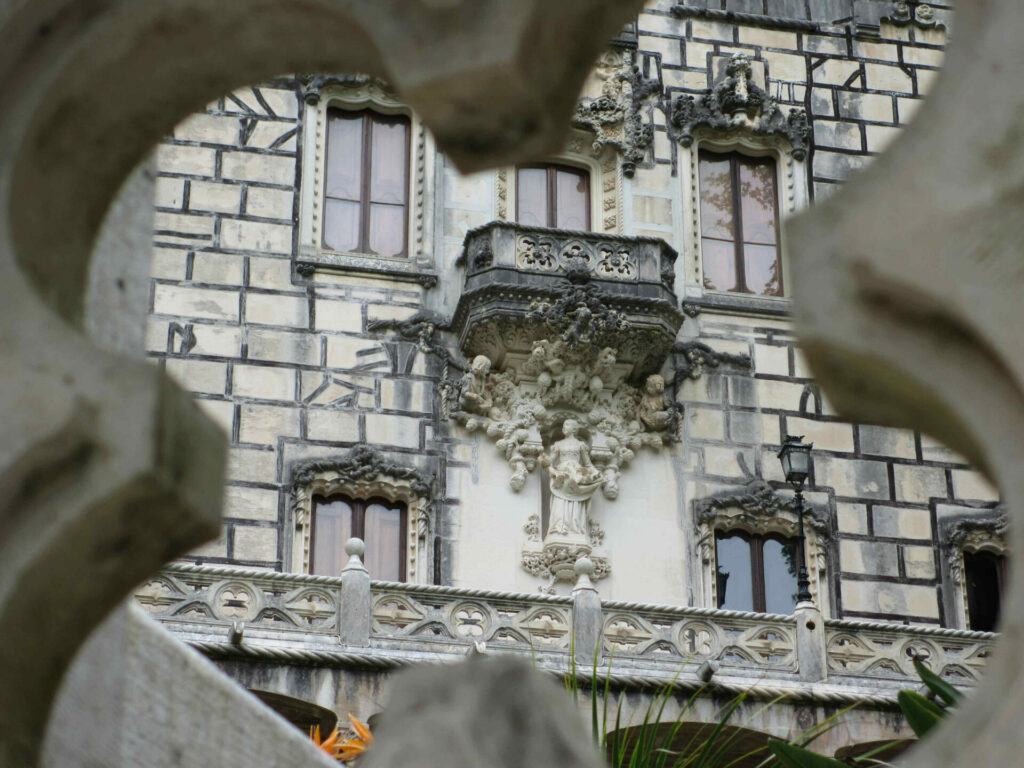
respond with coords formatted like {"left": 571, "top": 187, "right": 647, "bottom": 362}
{"left": 670, "top": 54, "right": 810, "bottom": 161}
{"left": 450, "top": 276, "right": 679, "bottom": 588}
{"left": 571, "top": 49, "right": 661, "bottom": 178}
{"left": 289, "top": 447, "right": 436, "bottom": 582}
{"left": 695, "top": 478, "right": 831, "bottom": 615}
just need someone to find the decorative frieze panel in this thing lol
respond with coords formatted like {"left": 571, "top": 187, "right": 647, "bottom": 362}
{"left": 289, "top": 446, "right": 436, "bottom": 582}
{"left": 515, "top": 234, "right": 638, "bottom": 281}
{"left": 134, "top": 566, "right": 340, "bottom": 634}
{"left": 370, "top": 584, "right": 573, "bottom": 652}
{"left": 825, "top": 619, "right": 995, "bottom": 684}
{"left": 600, "top": 604, "right": 798, "bottom": 672}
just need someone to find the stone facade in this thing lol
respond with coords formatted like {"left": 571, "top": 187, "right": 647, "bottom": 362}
{"left": 145, "top": 0, "right": 989, "bottom": 634}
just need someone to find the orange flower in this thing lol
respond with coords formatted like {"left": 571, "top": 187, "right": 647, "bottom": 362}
{"left": 336, "top": 714, "right": 374, "bottom": 762}
{"left": 309, "top": 724, "right": 343, "bottom": 759}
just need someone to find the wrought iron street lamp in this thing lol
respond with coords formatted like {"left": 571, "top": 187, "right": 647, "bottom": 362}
{"left": 778, "top": 434, "right": 813, "bottom": 604}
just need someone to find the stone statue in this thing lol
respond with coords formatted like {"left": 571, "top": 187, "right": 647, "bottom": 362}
{"left": 639, "top": 374, "right": 673, "bottom": 432}
{"left": 589, "top": 346, "right": 616, "bottom": 394}
{"left": 540, "top": 419, "right": 604, "bottom": 535}
{"left": 459, "top": 355, "right": 493, "bottom": 416}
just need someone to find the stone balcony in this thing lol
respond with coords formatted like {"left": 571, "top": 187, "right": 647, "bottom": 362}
{"left": 135, "top": 563, "right": 995, "bottom": 706}
{"left": 452, "top": 221, "right": 685, "bottom": 380}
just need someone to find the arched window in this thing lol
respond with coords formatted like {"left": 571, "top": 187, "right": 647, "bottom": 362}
{"left": 310, "top": 495, "right": 407, "bottom": 581}
{"left": 516, "top": 164, "right": 590, "bottom": 230}
{"left": 697, "top": 150, "right": 782, "bottom": 297}
{"left": 323, "top": 108, "right": 410, "bottom": 257}
{"left": 715, "top": 531, "right": 798, "bottom": 614}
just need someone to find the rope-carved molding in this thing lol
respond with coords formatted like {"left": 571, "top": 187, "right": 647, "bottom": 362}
{"left": 669, "top": 53, "right": 810, "bottom": 160}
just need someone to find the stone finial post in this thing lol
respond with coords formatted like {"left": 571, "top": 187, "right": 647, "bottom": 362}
{"left": 340, "top": 538, "right": 371, "bottom": 647}
{"left": 572, "top": 556, "right": 603, "bottom": 666}
{"left": 794, "top": 601, "right": 827, "bottom": 682}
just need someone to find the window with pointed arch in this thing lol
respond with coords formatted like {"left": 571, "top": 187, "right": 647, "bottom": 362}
{"left": 698, "top": 150, "right": 782, "bottom": 297}
{"left": 310, "top": 495, "right": 407, "bottom": 581}
{"left": 516, "top": 164, "right": 591, "bottom": 230}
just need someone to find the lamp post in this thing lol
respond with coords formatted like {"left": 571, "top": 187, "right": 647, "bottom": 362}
{"left": 778, "top": 434, "right": 813, "bottom": 605}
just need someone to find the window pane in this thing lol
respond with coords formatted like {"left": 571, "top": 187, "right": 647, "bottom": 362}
{"left": 701, "top": 238, "right": 737, "bottom": 291}
{"left": 323, "top": 198, "right": 361, "bottom": 252}
{"left": 311, "top": 498, "right": 352, "bottom": 576}
{"left": 762, "top": 537, "right": 798, "bottom": 615}
{"left": 517, "top": 168, "right": 548, "bottom": 227}
{"left": 743, "top": 243, "right": 782, "bottom": 296}
{"left": 369, "top": 203, "right": 406, "bottom": 258}
{"left": 739, "top": 159, "right": 777, "bottom": 244}
{"left": 699, "top": 155, "right": 734, "bottom": 240}
{"left": 555, "top": 168, "right": 589, "bottom": 230}
{"left": 364, "top": 502, "right": 403, "bottom": 581}
{"left": 325, "top": 112, "right": 363, "bottom": 200}
{"left": 716, "top": 534, "right": 753, "bottom": 611}
{"left": 369, "top": 118, "right": 408, "bottom": 205}
{"left": 966, "top": 552, "right": 1004, "bottom": 632}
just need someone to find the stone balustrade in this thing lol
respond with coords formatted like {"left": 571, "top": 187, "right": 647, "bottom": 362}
{"left": 134, "top": 554, "right": 997, "bottom": 704}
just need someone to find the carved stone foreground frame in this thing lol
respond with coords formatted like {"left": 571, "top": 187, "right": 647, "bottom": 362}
{"left": 289, "top": 447, "right": 435, "bottom": 583}
{"left": 695, "top": 479, "right": 831, "bottom": 616}
{"left": 940, "top": 510, "right": 1008, "bottom": 630}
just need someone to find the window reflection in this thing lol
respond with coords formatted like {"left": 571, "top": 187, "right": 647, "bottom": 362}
{"left": 698, "top": 150, "right": 782, "bottom": 297}
{"left": 716, "top": 531, "right": 798, "bottom": 613}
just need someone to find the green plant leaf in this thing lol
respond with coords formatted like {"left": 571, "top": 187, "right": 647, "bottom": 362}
{"left": 897, "top": 690, "right": 946, "bottom": 738}
{"left": 767, "top": 739, "right": 848, "bottom": 768}
{"left": 913, "top": 660, "right": 962, "bottom": 707}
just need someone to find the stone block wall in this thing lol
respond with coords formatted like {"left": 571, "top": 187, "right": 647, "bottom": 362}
{"left": 144, "top": 1, "right": 999, "bottom": 626}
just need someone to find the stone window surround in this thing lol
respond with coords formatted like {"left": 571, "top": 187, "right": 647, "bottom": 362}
{"left": 696, "top": 492, "right": 831, "bottom": 618}
{"left": 297, "top": 77, "right": 438, "bottom": 285}
{"left": 494, "top": 127, "right": 624, "bottom": 235}
{"left": 289, "top": 458, "right": 433, "bottom": 584}
{"left": 939, "top": 509, "right": 1008, "bottom": 631}
{"left": 680, "top": 132, "right": 809, "bottom": 314}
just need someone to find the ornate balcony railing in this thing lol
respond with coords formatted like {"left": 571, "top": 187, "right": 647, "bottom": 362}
{"left": 134, "top": 562, "right": 997, "bottom": 705}
{"left": 451, "top": 221, "right": 684, "bottom": 379}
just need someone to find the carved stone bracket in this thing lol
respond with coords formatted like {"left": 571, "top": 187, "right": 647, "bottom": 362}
{"left": 572, "top": 49, "right": 662, "bottom": 177}
{"left": 695, "top": 477, "right": 831, "bottom": 613}
{"left": 854, "top": 1, "right": 951, "bottom": 38}
{"left": 669, "top": 54, "right": 810, "bottom": 160}
{"left": 672, "top": 340, "right": 752, "bottom": 385}
{"left": 289, "top": 446, "right": 436, "bottom": 581}
{"left": 521, "top": 514, "right": 610, "bottom": 588}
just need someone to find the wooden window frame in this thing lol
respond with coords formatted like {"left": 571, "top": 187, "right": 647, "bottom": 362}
{"left": 323, "top": 108, "right": 411, "bottom": 257}
{"left": 698, "top": 149, "right": 783, "bottom": 296}
{"left": 715, "top": 530, "right": 797, "bottom": 613}
{"left": 515, "top": 163, "right": 591, "bottom": 230}
{"left": 310, "top": 494, "right": 408, "bottom": 581}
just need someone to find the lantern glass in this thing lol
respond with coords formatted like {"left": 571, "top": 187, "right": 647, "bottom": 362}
{"left": 779, "top": 436, "right": 812, "bottom": 485}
